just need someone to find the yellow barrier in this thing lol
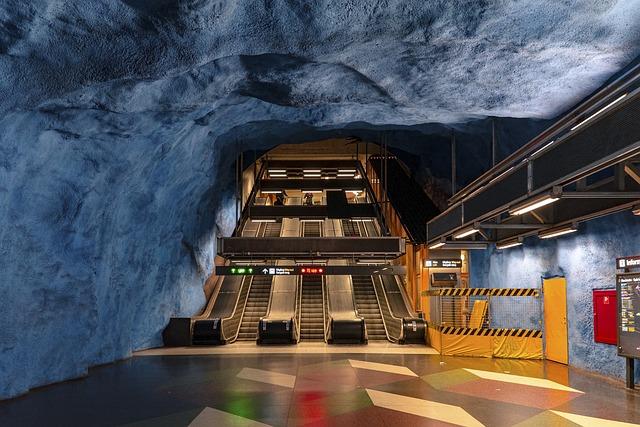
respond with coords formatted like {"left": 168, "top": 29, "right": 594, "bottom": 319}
{"left": 429, "top": 326, "right": 543, "bottom": 359}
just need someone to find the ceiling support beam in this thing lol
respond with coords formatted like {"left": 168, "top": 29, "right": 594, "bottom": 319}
{"left": 561, "top": 191, "right": 640, "bottom": 199}
{"left": 624, "top": 163, "right": 640, "bottom": 186}
{"left": 476, "top": 223, "right": 547, "bottom": 229}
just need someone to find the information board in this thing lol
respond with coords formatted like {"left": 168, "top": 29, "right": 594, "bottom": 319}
{"left": 617, "top": 272, "right": 640, "bottom": 358}
{"left": 424, "top": 259, "right": 462, "bottom": 268}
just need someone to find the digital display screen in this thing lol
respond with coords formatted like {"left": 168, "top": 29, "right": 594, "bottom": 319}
{"left": 617, "top": 273, "right": 640, "bottom": 358}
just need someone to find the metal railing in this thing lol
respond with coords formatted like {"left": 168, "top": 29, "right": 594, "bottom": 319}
{"left": 323, "top": 276, "right": 332, "bottom": 342}
{"left": 294, "top": 276, "right": 302, "bottom": 343}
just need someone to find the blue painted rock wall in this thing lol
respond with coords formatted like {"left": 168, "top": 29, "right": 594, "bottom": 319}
{"left": 471, "top": 211, "right": 640, "bottom": 380}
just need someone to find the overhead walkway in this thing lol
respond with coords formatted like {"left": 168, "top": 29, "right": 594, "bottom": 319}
{"left": 427, "top": 65, "right": 640, "bottom": 248}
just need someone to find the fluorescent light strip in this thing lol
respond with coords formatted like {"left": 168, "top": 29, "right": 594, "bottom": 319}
{"left": 268, "top": 169, "right": 286, "bottom": 173}
{"left": 337, "top": 173, "right": 355, "bottom": 177}
{"left": 304, "top": 169, "right": 321, "bottom": 173}
{"left": 339, "top": 169, "right": 356, "bottom": 173}
{"left": 539, "top": 226, "right": 577, "bottom": 239}
{"left": 511, "top": 196, "right": 559, "bottom": 216}
{"left": 428, "top": 242, "right": 445, "bottom": 249}
{"left": 454, "top": 228, "right": 479, "bottom": 239}
{"left": 571, "top": 93, "right": 627, "bottom": 131}
{"left": 300, "top": 219, "right": 324, "bottom": 222}
{"left": 489, "top": 167, "right": 514, "bottom": 184}
{"left": 261, "top": 190, "right": 282, "bottom": 194}
{"left": 269, "top": 174, "right": 287, "bottom": 178}
{"left": 352, "top": 218, "right": 374, "bottom": 222}
{"left": 251, "top": 219, "right": 276, "bottom": 223}
{"left": 306, "top": 190, "right": 323, "bottom": 193}
{"left": 530, "top": 140, "right": 556, "bottom": 158}
{"left": 496, "top": 240, "right": 521, "bottom": 250}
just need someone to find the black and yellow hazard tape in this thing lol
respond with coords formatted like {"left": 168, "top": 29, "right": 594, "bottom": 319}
{"left": 438, "top": 326, "right": 542, "bottom": 338}
{"left": 423, "top": 288, "right": 539, "bottom": 297}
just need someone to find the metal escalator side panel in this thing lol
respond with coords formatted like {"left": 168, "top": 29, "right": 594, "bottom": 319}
{"left": 258, "top": 274, "right": 298, "bottom": 344}
{"left": 325, "top": 273, "right": 365, "bottom": 344}
{"left": 379, "top": 275, "right": 427, "bottom": 344}
{"left": 191, "top": 275, "right": 247, "bottom": 345}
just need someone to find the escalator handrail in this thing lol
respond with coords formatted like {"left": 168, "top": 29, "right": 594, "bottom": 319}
{"left": 321, "top": 276, "right": 328, "bottom": 343}
{"left": 324, "top": 276, "right": 332, "bottom": 342}
{"left": 220, "top": 275, "right": 252, "bottom": 343}
{"left": 372, "top": 275, "right": 404, "bottom": 342}
{"left": 294, "top": 275, "right": 302, "bottom": 343}
{"left": 394, "top": 275, "right": 419, "bottom": 318}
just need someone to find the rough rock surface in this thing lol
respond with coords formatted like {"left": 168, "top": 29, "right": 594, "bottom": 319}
{"left": 1, "top": 1, "right": 639, "bottom": 398}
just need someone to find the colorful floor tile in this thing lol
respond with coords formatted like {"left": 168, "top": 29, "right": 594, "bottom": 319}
{"left": 0, "top": 351, "right": 638, "bottom": 426}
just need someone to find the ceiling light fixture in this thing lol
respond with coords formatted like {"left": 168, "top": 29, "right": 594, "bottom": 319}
{"left": 510, "top": 189, "right": 561, "bottom": 216}
{"left": 454, "top": 227, "right": 479, "bottom": 239}
{"left": 496, "top": 239, "right": 522, "bottom": 250}
{"left": 268, "top": 169, "right": 286, "bottom": 173}
{"left": 539, "top": 224, "right": 578, "bottom": 239}
{"left": 428, "top": 241, "right": 446, "bottom": 250}
{"left": 251, "top": 219, "right": 276, "bottom": 223}
{"left": 261, "top": 190, "right": 282, "bottom": 194}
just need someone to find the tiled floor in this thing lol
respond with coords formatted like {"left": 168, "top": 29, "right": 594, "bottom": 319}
{"left": 1, "top": 348, "right": 640, "bottom": 426}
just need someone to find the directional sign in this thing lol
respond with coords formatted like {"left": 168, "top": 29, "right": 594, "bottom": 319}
{"left": 216, "top": 265, "right": 405, "bottom": 276}
{"left": 424, "top": 259, "right": 462, "bottom": 268}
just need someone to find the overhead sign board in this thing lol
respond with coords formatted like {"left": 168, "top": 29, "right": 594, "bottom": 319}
{"left": 424, "top": 259, "right": 462, "bottom": 268}
{"left": 617, "top": 272, "right": 640, "bottom": 358}
{"left": 617, "top": 255, "right": 640, "bottom": 270}
{"left": 216, "top": 265, "right": 406, "bottom": 276}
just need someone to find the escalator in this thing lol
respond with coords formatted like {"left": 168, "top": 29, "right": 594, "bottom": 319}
{"left": 373, "top": 275, "right": 427, "bottom": 343}
{"left": 300, "top": 276, "right": 325, "bottom": 341}
{"left": 237, "top": 276, "right": 273, "bottom": 341}
{"left": 351, "top": 276, "right": 387, "bottom": 341}
{"left": 190, "top": 274, "right": 250, "bottom": 345}
{"left": 341, "top": 219, "right": 360, "bottom": 237}
{"left": 325, "top": 273, "right": 366, "bottom": 344}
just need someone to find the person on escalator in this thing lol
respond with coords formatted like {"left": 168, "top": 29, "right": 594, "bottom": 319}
{"left": 303, "top": 192, "right": 314, "bottom": 206}
{"left": 274, "top": 190, "right": 288, "bottom": 206}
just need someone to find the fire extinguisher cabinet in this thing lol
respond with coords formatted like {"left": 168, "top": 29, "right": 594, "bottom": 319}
{"left": 593, "top": 289, "right": 617, "bottom": 345}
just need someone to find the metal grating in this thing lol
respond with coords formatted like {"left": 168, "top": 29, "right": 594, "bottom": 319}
{"left": 533, "top": 95, "right": 640, "bottom": 189}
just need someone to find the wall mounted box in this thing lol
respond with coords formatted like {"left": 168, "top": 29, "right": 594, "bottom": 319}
{"left": 593, "top": 289, "right": 617, "bottom": 345}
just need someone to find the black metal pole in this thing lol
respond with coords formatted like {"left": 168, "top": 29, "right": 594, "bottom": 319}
{"left": 626, "top": 357, "right": 635, "bottom": 389}
{"left": 491, "top": 118, "right": 497, "bottom": 167}
{"left": 451, "top": 130, "right": 457, "bottom": 195}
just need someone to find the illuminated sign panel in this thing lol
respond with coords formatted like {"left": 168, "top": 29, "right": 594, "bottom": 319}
{"left": 617, "top": 255, "right": 640, "bottom": 269}
{"left": 216, "top": 265, "right": 404, "bottom": 276}
{"left": 424, "top": 259, "right": 462, "bottom": 268}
